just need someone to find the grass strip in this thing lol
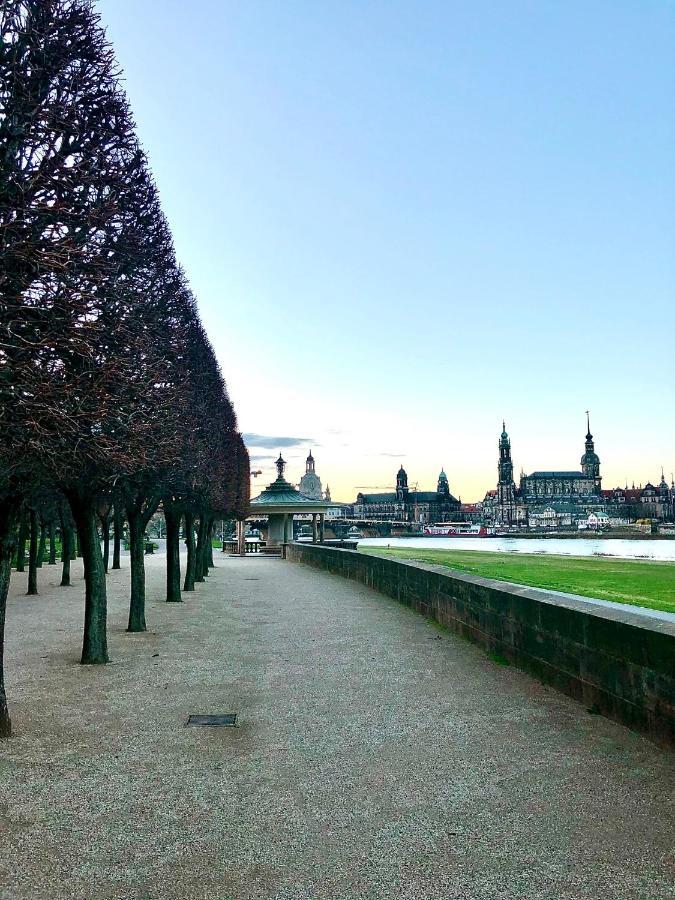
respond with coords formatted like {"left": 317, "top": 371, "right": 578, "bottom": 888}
{"left": 361, "top": 547, "right": 675, "bottom": 614}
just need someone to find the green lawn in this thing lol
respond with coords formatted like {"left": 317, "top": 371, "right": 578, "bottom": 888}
{"left": 361, "top": 547, "right": 675, "bottom": 614}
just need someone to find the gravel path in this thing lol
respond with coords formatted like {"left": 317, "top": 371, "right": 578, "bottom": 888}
{"left": 1, "top": 554, "right": 673, "bottom": 900}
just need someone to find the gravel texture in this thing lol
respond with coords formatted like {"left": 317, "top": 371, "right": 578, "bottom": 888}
{"left": 1, "top": 553, "right": 673, "bottom": 900}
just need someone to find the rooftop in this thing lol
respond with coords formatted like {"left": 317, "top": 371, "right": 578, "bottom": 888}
{"left": 525, "top": 471, "right": 587, "bottom": 479}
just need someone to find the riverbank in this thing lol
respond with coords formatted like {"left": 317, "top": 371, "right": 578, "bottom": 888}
{"left": 360, "top": 547, "right": 675, "bottom": 614}
{"left": 497, "top": 530, "right": 675, "bottom": 540}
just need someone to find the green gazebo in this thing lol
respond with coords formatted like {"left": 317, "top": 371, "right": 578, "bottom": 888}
{"left": 248, "top": 454, "right": 333, "bottom": 549}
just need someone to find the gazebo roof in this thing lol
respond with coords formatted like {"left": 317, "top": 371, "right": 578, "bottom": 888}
{"left": 249, "top": 454, "right": 333, "bottom": 514}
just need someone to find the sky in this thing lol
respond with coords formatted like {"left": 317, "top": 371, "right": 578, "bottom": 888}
{"left": 98, "top": 0, "right": 675, "bottom": 502}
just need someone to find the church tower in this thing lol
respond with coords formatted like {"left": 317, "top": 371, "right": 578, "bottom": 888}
{"left": 497, "top": 422, "right": 517, "bottom": 525}
{"left": 395, "top": 465, "right": 409, "bottom": 501}
{"left": 437, "top": 468, "right": 450, "bottom": 498}
{"left": 580, "top": 412, "right": 601, "bottom": 492}
{"left": 299, "top": 449, "right": 323, "bottom": 500}
{"left": 498, "top": 422, "right": 514, "bottom": 486}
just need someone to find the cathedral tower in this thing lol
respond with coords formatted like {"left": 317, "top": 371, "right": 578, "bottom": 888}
{"left": 498, "top": 422, "right": 514, "bottom": 486}
{"left": 497, "top": 422, "right": 517, "bottom": 525}
{"left": 580, "top": 412, "right": 601, "bottom": 491}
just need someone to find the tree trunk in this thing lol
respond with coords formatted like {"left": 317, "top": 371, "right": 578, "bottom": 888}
{"left": 207, "top": 517, "right": 215, "bottom": 569}
{"left": 127, "top": 512, "right": 147, "bottom": 632}
{"left": 0, "top": 502, "right": 17, "bottom": 738}
{"left": 59, "top": 509, "right": 72, "bottom": 587}
{"left": 112, "top": 506, "right": 122, "bottom": 570}
{"left": 195, "top": 513, "right": 207, "bottom": 583}
{"left": 27, "top": 508, "right": 39, "bottom": 595}
{"left": 36, "top": 520, "right": 47, "bottom": 568}
{"left": 100, "top": 513, "right": 110, "bottom": 574}
{"left": 68, "top": 492, "right": 108, "bottom": 664}
{"left": 15, "top": 511, "right": 27, "bottom": 572}
{"left": 164, "top": 505, "right": 182, "bottom": 602}
{"left": 48, "top": 520, "right": 57, "bottom": 565}
{"left": 183, "top": 510, "right": 196, "bottom": 591}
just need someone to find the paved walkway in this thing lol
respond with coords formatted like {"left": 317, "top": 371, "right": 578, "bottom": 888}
{"left": 1, "top": 555, "right": 674, "bottom": 900}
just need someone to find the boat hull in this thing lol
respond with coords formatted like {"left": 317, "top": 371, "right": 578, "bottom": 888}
{"left": 422, "top": 526, "right": 492, "bottom": 537}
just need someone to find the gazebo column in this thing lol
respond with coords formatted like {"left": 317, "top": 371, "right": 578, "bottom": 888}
{"left": 238, "top": 520, "right": 246, "bottom": 556}
{"left": 283, "top": 513, "right": 289, "bottom": 544}
{"left": 312, "top": 514, "right": 318, "bottom": 543}
{"left": 319, "top": 513, "right": 325, "bottom": 544}
{"left": 267, "top": 514, "right": 285, "bottom": 546}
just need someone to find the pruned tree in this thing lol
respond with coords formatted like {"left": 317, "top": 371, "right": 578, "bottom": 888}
{"left": 0, "top": 0, "right": 249, "bottom": 735}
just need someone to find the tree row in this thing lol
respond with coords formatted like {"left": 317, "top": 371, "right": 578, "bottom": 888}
{"left": 0, "top": 0, "right": 249, "bottom": 737}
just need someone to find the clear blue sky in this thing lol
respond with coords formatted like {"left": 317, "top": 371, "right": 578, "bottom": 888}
{"left": 98, "top": 0, "right": 674, "bottom": 501}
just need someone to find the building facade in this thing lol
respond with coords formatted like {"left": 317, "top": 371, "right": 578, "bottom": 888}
{"left": 485, "top": 417, "right": 674, "bottom": 527}
{"left": 353, "top": 466, "right": 462, "bottom": 523}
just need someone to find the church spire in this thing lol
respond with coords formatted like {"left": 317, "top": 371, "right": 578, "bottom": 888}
{"left": 496, "top": 421, "right": 516, "bottom": 525}
{"left": 498, "top": 422, "right": 513, "bottom": 484}
{"left": 580, "top": 413, "right": 601, "bottom": 489}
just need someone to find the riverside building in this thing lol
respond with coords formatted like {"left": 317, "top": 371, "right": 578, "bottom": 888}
{"left": 353, "top": 465, "right": 461, "bottom": 523}
{"left": 484, "top": 417, "right": 674, "bottom": 527}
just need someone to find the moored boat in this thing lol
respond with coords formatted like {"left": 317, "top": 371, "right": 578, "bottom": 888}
{"left": 422, "top": 522, "right": 494, "bottom": 537}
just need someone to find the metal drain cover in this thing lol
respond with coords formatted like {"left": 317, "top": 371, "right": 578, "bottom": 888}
{"left": 186, "top": 714, "right": 237, "bottom": 727}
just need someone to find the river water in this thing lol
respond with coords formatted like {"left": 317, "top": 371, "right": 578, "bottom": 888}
{"left": 358, "top": 536, "right": 675, "bottom": 562}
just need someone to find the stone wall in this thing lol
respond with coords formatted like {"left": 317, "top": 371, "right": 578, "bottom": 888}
{"left": 286, "top": 543, "right": 675, "bottom": 748}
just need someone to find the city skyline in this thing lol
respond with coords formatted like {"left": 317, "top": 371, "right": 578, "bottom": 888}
{"left": 99, "top": 1, "right": 675, "bottom": 500}
{"left": 246, "top": 413, "right": 673, "bottom": 504}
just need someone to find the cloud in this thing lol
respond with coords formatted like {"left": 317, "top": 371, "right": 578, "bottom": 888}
{"left": 249, "top": 454, "right": 277, "bottom": 463}
{"left": 242, "top": 433, "right": 313, "bottom": 449}
{"left": 371, "top": 452, "right": 405, "bottom": 458}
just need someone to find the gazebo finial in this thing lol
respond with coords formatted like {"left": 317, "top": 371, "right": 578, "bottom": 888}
{"left": 275, "top": 453, "right": 286, "bottom": 480}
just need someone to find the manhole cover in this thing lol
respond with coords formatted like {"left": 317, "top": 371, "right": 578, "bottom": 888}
{"left": 186, "top": 714, "right": 237, "bottom": 727}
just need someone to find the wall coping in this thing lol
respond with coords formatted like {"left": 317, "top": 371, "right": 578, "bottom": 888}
{"left": 291, "top": 542, "right": 675, "bottom": 637}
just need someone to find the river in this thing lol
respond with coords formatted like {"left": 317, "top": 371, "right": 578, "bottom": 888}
{"left": 358, "top": 536, "right": 675, "bottom": 562}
